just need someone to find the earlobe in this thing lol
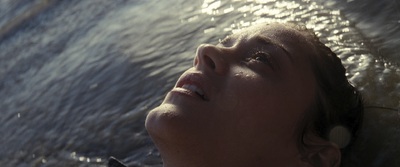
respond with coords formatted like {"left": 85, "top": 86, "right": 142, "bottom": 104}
{"left": 300, "top": 134, "right": 341, "bottom": 167}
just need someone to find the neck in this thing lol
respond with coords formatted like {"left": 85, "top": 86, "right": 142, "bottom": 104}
{"left": 157, "top": 142, "right": 302, "bottom": 167}
{"left": 158, "top": 143, "right": 210, "bottom": 167}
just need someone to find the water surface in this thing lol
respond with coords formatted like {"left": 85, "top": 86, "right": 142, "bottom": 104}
{"left": 0, "top": 0, "right": 398, "bottom": 166}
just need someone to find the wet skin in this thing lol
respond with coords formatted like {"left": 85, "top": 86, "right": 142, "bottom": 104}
{"left": 146, "top": 23, "right": 319, "bottom": 167}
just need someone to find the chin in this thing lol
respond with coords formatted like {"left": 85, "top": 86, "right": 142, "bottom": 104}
{"left": 145, "top": 103, "right": 188, "bottom": 142}
{"left": 146, "top": 103, "right": 212, "bottom": 146}
{"left": 145, "top": 104, "right": 172, "bottom": 140}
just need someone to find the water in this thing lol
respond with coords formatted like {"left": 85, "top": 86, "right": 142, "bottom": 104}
{"left": 0, "top": 0, "right": 398, "bottom": 166}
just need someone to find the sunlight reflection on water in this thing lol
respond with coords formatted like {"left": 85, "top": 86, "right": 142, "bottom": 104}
{"left": 0, "top": 0, "right": 398, "bottom": 166}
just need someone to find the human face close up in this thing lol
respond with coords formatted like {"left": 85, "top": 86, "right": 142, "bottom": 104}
{"left": 146, "top": 23, "right": 318, "bottom": 166}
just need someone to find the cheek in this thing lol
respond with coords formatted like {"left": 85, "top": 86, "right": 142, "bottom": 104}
{"left": 222, "top": 71, "right": 262, "bottom": 110}
{"left": 227, "top": 69, "right": 281, "bottom": 108}
{"left": 222, "top": 70, "right": 282, "bottom": 119}
{"left": 220, "top": 70, "right": 301, "bottom": 138}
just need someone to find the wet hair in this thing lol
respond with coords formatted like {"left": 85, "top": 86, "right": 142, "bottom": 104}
{"left": 285, "top": 23, "right": 364, "bottom": 159}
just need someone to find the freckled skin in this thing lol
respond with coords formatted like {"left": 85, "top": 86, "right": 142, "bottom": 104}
{"left": 146, "top": 23, "right": 321, "bottom": 167}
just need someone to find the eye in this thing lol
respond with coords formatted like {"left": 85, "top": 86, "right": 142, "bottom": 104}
{"left": 251, "top": 51, "right": 271, "bottom": 63}
{"left": 248, "top": 51, "right": 275, "bottom": 70}
{"left": 252, "top": 51, "right": 270, "bottom": 63}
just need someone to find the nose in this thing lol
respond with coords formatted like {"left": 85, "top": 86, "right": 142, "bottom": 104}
{"left": 194, "top": 44, "right": 228, "bottom": 75}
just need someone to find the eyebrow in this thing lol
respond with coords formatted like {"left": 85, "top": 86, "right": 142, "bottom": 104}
{"left": 219, "top": 36, "right": 232, "bottom": 45}
{"left": 254, "top": 35, "right": 293, "bottom": 62}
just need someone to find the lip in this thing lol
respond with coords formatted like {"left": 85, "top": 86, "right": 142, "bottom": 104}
{"left": 170, "top": 70, "right": 211, "bottom": 101}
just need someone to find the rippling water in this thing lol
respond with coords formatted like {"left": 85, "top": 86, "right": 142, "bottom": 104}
{"left": 0, "top": 0, "right": 399, "bottom": 166}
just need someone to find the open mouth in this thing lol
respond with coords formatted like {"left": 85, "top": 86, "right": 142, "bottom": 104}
{"left": 174, "top": 71, "right": 211, "bottom": 101}
{"left": 181, "top": 84, "right": 208, "bottom": 101}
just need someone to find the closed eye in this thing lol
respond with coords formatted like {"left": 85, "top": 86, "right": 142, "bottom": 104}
{"left": 249, "top": 51, "right": 276, "bottom": 70}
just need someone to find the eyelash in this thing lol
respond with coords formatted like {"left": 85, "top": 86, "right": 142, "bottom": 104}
{"left": 248, "top": 51, "right": 275, "bottom": 70}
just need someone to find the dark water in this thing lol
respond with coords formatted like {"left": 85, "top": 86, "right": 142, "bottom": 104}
{"left": 0, "top": 0, "right": 398, "bottom": 166}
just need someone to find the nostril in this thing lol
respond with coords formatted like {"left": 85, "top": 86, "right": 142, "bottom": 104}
{"left": 203, "top": 55, "right": 216, "bottom": 69}
{"left": 195, "top": 44, "right": 226, "bottom": 74}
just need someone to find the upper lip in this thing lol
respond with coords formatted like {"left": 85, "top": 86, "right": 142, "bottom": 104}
{"left": 175, "top": 71, "right": 211, "bottom": 101}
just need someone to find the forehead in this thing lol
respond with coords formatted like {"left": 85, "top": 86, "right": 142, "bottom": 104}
{"left": 233, "top": 24, "right": 306, "bottom": 44}
{"left": 232, "top": 23, "right": 315, "bottom": 60}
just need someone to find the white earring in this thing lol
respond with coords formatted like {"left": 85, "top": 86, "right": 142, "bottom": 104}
{"left": 328, "top": 125, "right": 351, "bottom": 148}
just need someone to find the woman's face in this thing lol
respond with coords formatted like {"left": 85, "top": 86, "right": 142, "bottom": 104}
{"left": 146, "top": 23, "right": 318, "bottom": 164}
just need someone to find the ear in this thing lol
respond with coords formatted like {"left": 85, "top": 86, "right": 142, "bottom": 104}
{"left": 300, "top": 133, "right": 341, "bottom": 167}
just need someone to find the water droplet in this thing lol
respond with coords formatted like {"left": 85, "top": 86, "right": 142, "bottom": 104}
{"left": 70, "top": 152, "right": 76, "bottom": 158}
